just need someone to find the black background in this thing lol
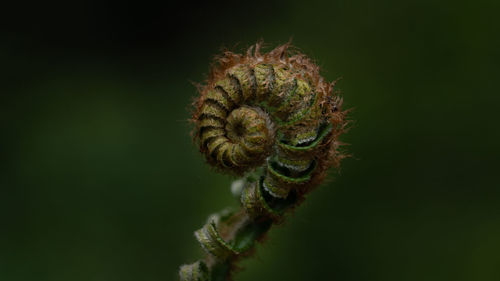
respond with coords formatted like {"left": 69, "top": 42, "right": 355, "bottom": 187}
{"left": 2, "top": 1, "right": 499, "bottom": 280}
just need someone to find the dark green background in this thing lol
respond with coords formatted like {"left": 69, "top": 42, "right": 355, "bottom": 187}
{"left": 2, "top": 1, "right": 499, "bottom": 280}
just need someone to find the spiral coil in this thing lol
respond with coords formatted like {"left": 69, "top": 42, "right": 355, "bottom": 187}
{"left": 180, "top": 42, "right": 347, "bottom": 281}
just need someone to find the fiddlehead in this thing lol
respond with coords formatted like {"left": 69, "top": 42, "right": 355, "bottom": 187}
{"left": 180, "top": 42, "right": 348, "bottom": 281}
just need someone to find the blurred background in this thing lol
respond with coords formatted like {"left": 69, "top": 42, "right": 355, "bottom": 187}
{"left": 1, "top": 0, "right": 499, "bottom": 280}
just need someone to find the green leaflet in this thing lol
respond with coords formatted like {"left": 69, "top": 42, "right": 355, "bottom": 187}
{"left": 208, "top": 215, "right": 272, "bottom": 281}
{"left": 189, "top": 209, "right": 272, "bottom": 281}
{"left": 179, "top": 261, "right": 210, "bottom": 281}
{"left": 278, "top": 122, "right": 333, "bottom": 152}
{"left": 195, "top": 219, "right": 238, "bottom": 261}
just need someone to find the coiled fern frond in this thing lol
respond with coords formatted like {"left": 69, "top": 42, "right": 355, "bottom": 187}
{"left": 179, "top": 42, "right": 349, "bottom": 281}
